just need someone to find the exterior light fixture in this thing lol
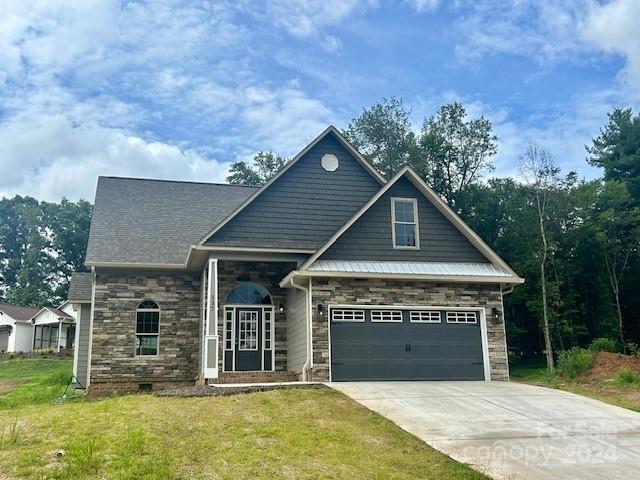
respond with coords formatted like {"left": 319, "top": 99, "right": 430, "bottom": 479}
{"left": 491, "top": 307, "right": 502, "bottom": 325}
{"left": 279, "top": 304, "right": 285, "bottom": 314}
{"left": 317, "top": 304, "right": 325, "bottom": 316}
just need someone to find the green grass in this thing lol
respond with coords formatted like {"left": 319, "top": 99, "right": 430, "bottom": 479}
{"left": 0, "top": 358, "right": 73, "bottom": 409}
{"left": 509, "top": 358, "right": 549, "bottom": 382}
{"left": 0, "top": 358, "right": 488, "bottom": 479}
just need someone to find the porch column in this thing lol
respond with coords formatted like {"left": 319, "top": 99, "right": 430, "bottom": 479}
{"left": 203, "top": 258, "right": 219, "bottom": 379}
{"left": 57, "top": 320, "right": 62, "bottom": 353}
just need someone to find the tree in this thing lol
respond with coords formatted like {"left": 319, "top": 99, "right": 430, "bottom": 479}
{"left": 519, "top": 142, "right": 564, "bottom": 369}
{"left": 0, "top": 196, "right": 91, "bottom": 306}
{"left": 587, "top": 108, "right": 640, "bottom": 204}
{"left": 419, "top": 102, "right": 497, "bottom": 205}
{"left": 227, "top": 152, "right": 287, "bottom": 186}
{"left": 343, "top": 97, "right": 420, "bottom": 179}
{"left": 589, "top": 181, "right": 640, "bottom": 349}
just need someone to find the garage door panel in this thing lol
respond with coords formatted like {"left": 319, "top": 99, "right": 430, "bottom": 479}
{"left": 330, "top": 307, "right": 485, "bottom": 381}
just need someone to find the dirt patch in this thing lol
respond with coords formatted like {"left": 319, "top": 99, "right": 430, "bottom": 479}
{"left": 0, "top": 379, "right": 24, "bottom": 395}
{"left": 582, "top": 352, "right": 640, "bottom": 383}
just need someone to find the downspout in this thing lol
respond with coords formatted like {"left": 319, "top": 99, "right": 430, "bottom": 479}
{"left": 290, "top": 275, "right": 311, "bottom": 382}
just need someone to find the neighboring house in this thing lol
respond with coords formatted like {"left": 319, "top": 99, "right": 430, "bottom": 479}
{"left": 30, "top": 304, "right": 76, "bottom": 352}
{"left": 72, "top": 126, "right": 524, "bottom": 393}
{"left": 0, "top": 304, "right": 38, "bottom": 353}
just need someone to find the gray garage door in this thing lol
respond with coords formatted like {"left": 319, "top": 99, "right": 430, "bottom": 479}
{"left": 330, "top": 307, "right": 485, "bottom": 381}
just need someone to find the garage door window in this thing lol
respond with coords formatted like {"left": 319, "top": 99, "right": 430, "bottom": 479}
{"left": 410, "top": 311, "right": 441, "bottom": 323}
{"left": 370, "top": 310, "right": 403, "bottom": 322}
{"left": 332, "top": 309, "right": 365, "bottom": 322}
{"left": 446, "top": 311, "right": 478, "bottom": 324}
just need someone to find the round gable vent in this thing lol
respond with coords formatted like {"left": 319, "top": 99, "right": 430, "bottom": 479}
{"left": 321, "top": 153, "right": 339, "bottom": 172}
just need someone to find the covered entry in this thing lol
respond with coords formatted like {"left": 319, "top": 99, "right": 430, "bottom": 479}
{"left": 223, "top": 283, "right": 275, "bottom": 372}
{"left": 330, "top": 306, "right": 487, "bottom": 381}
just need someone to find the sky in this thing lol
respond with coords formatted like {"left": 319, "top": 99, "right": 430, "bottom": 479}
{"left": 1, "top": 0, "right": 639, "bottom": 202}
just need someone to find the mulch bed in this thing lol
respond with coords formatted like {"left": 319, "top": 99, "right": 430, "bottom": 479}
{"left": 154, "top": 383, "right": 325, "bottom": 398}
{"left": 582, "top": 352, "right": 640, "bottom": 383}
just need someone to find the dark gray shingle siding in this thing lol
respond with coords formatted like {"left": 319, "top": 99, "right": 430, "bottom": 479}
{"left": 85, "top": 178, "right": 256, "bottom": 265}
{"left": 320, "top": 177, "right": 489, "bottom": 263}
{"left": 206, "top": 134, "right": 382, "bottom": 249}
{"left": 68, "top": 272, "right": 92, "bottom": 302}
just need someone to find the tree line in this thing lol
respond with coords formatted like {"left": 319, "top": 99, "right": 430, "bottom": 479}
{"left": 228, "top": 99, "right": 640, "bottom": 365}
{"left": 1, "top": 99, "right": 638, "bottom": 364}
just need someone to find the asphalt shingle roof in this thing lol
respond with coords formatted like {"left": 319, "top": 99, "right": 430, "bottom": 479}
{"left": 0, "top": 304, "right": 39, "bottom": 322}
{"left": 67, "top": 272, "right": 92, "bottom": 302}
{"left": 85, "top": 177, "right": 257, "bottom": 265}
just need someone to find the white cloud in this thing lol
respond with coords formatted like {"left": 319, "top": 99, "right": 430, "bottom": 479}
{"left": 0, "top": 116, "right": 230, "bottom": 202}
{"left": 453, "top": 1, "right": 592, "bottom": 64}
{"left": 408, "top": 0, "right": 440, "bottom": 13}
{"left": 251, "top": 0, "right": 374, "bottom": 38}
{"left": 321, "top": 35, "right": 343, "bottom": 53}
{"left": 582, "top": 0, "right": 640, "bottom": 91}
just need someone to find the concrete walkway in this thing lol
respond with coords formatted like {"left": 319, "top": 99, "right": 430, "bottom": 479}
{"left": 330, "top": 381, "right": 640, "bottom": 480}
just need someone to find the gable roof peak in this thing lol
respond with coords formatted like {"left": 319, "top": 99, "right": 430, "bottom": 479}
{"left": 299, "top": 165, "right": 521, "bottom": 279}
{"left": 195, "top": 124, "right": 386, "bottom": 247}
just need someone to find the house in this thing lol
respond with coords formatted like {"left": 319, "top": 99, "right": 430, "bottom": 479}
{"left": 72, "top": 126, "right": 523, "bottom": 393}
{"left": 0, "top": 304, "right": 39, "bottom": 353}
{"left": 30, "top": 303, "right": 76, "bottom": 352}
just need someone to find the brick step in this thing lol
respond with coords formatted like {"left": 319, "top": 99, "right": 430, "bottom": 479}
{"left": 213, "top": 371, "right": 300, "bottom": 384}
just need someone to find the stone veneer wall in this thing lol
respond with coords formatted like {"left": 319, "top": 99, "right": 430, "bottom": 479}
{"left": 90, "top": 270, "right": 201, "bottom": 391}
{"left": 310, "top": 278, "right": 509, "bottom": 382}
{"left": 216, "top": 261, "right": 296, "bottom": 372}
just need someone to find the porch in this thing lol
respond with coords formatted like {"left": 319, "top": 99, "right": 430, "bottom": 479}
{"left": 200, "top": 258, "right": 310, "bottom": 385}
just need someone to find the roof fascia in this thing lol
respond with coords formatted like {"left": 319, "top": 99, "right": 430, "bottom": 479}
{"left": 280, "top": 269, "right": 524, "bottom": 288}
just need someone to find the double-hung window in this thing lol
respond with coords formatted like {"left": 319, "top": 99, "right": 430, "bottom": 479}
{"left": 391, "top": 198, "right": 419, "bottom": 249}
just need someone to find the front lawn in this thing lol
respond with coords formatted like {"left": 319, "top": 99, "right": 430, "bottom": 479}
{"left": 0, "top": 359, "right": 487, "bottom": 479}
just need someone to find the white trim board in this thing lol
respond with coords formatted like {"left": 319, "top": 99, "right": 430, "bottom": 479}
{"left": 298, "top": 166, "right": 522, "bottom": 281}
{"left": 327, "top": 304, "right": 491, "bottom": 382}
{"left": 196, "top": 126, "right": 386, "bottom": 247}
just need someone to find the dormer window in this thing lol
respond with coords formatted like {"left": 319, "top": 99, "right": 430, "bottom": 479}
{"left": 391, "top": 198, "right": 419, "bottom": 249}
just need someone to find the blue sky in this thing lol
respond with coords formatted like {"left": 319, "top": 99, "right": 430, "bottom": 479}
{"left": 1, "top": 0, "right": 639, "bottom": 201}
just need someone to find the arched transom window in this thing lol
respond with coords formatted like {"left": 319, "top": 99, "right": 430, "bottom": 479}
{"left": 226, "top": 283, "right": 272, "bottom": 305}
{"left": 136, "top": 300, "right": 160, "bottom": 356}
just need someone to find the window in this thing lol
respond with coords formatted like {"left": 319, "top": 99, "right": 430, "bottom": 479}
{"left": 370, "top": 310, "right": 403, "bottom": 323}
{"left": 446, "top": 311, "right": 478, "bottom": 324}
{"left": 410, "top": 311, "right": 441, "bottom": 323}
{"left": 331, "top": 309, "right": 365, "bottom": 322}
{"left": 264, "top": 310, "right": 272, "bottom": 350}
{"left": 136, "top": 300, "right": 160, "bottom": 355}
{"left": 224, "top": 309, "right": 233, "bottom": 351}
{"left": 391, "top": 198, "right": 419, "bottom": 249}
{"left": 238, "top": 311, "right": 258, "bottom": 350}
{"left": 227, "top": 283, "right": 272, "bottom": 305}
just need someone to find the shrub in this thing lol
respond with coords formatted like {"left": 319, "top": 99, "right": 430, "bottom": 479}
{"left": 589, "top": 337, "right": 618, "bottom": 353}
{"left": 626, "top": 343, "right": 640, "bottom": 357}
{"left": 614, "top": 368, "right": 640, "bottom": 385}
{"left": 556, "top": 348, "right": 595, "bottom": 380}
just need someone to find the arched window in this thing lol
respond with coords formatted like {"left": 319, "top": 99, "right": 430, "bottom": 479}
{"left": 226, "top": 283, "right": 272, "bottom": 305}
{"left": 136, "top": 300, "right": 160, "bottom": 356}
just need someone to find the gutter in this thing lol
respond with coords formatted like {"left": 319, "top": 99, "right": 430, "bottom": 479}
{"left": 290, "top": 276, "right": 312, "bottom": 382}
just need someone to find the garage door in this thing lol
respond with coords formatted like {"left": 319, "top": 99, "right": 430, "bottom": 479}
{"left": 0, "top": 327, "right": 10, "bottom": 353}
{"left": 330, "top": 307, "right": 485, "bottom": 381}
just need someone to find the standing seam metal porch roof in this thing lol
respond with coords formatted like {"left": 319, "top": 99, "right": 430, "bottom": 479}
{"left": 85, "top": 177, "right": 257, "bottom": 266}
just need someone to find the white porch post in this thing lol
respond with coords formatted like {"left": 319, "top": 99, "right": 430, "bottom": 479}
{"left": 203, "top": 258, "right": 219, "bottom": 379}
{"left": 57, "top": 320, "right": 62, "bottom": 353}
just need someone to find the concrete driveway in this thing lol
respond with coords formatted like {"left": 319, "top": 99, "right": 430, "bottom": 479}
{"left": 330, "top": 381, "right": 640, "bottom": 480}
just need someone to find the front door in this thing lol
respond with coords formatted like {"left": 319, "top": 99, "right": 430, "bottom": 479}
{"left": 235, "top": 308, "right": 262, "bottom": 371}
